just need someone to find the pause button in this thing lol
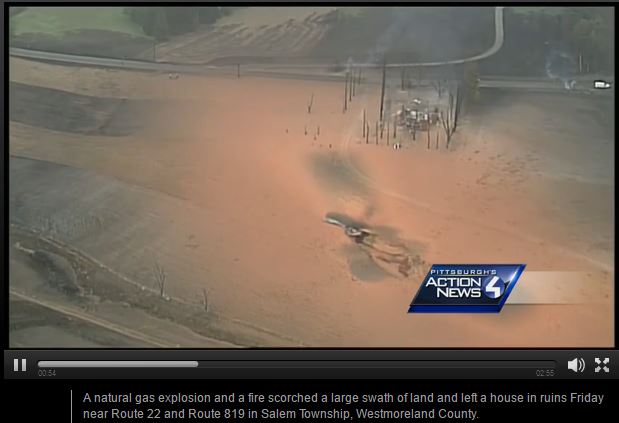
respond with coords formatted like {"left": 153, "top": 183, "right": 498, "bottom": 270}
{"left": 13, "top": 359, "right": 27, "bottom": 372}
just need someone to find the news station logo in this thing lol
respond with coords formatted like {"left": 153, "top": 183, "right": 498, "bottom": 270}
{"left": 408, "top": 264, "right": 526, "bottom": 313}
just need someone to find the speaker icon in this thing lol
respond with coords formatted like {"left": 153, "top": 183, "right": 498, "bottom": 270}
{"left": 568, "top": 358, "right": 586, "bottom": 373}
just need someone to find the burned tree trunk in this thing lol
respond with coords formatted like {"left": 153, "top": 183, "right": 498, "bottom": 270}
{"left": 349, "top": 70, "right": 353, "bottom": 102}
{"left": 427, "top": 128, "right": 430, "bottom": 149}
{"left": 379, "top": 60, "right": 386, "bottom": 122}
{"left": 362, "top": 109, "right": 366, "bottom": 137}
{"left": 439, "top": 83, "right": 460, "bottom": 149}
{"left": 343, "top": 71, "right": 349, "bottom": 112}
{"left": 453, "top": 83, "right": 462, "bottom": 133}
{"left": 431, "top": 79, "right": 444, "bottom": 98}
{"left": 153, "top": 262, "right": 167, "bottom": 298}
{"left": 307, "top": 93, "right": 314, "bottom": 114}
{"left": 440, "top": 110, "right": 450, "bottom": 147}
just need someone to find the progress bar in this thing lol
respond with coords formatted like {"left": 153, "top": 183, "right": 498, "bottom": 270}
{"left": 38, "top": 361, "right": 199, "bottom": 368}
{"left": 37, "top": 360, "right": 554, "bottom": 369}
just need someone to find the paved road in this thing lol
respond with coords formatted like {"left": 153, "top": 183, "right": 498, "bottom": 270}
{"left": 9, "top": 5, "right": 611, "bottom": 95}
{"left": 9, "top": 47, "right": 220, "bottom": 74}
{"left": 10, "top": 44, "right": 610, "bottom": 94}
{"left": 10, "top": 7, "right": 504, "bottom": 70}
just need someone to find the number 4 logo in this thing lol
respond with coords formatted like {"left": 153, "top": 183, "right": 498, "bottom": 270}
{"left": 482, "top": 276, "right": 505, "bottom": 299}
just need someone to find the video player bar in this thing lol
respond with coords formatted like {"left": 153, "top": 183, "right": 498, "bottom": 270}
{"left": 5, "top": 350, "right": 615, "bottom": 379}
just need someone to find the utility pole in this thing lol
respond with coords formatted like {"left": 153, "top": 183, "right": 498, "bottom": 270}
{"left": 362, "top": 109, "right": 366, "bottom": 137}
{"left": 427, "top": 127, "right": 430, "bottom": 149}
{"left": 349, "top": 70, "right": 353, "bottom": 103}
{"left": 343, "top": 71, "right": 349, "bottom": 112}
{"left": 379, "top": 59, "right": 387, "bottom": 122}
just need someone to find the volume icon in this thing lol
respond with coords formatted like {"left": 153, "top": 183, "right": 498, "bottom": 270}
{"left": 567, "top": 358, "right": 585, "bottom": 373}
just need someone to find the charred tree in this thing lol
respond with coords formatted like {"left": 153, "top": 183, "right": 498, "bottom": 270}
{"left": 379, "top": 60, "right": 387, "bottom": 121}
{"left": 427, "top": 127, "right": 430, "bottom": 149}
{"left": 362, "top": 109, "right": 366, "bottom": 137}
{"left": 453, "top": 83, "right": 462, "bottom": 133}
{"left": 343, "top": 71, "right": 349, "bottom": 113}
{"left": 439, "top": 83, "right": 462, "bottom": 149}
{"left": 431, "top": 79, "right": 445, "bottom": 98}
{"left": 349, "top": 70, "right": 353, "bottom": 102}
{"left": 153, "top": 262, "right": 167, "bottom": 298}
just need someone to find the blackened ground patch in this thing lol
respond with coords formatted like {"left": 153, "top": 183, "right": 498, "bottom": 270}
{"left": 310, "top": 152, "right": 368, "bottom": 196}
{"left": 9, "top": 82, "right": 169, "bottom": 136}
{"left": 10, "top": 29, "right": 153, "bottom": 59}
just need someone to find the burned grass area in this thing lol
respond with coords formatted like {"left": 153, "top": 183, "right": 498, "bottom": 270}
{"left": 310, "top": 151, "right": 368, "bottom": 197}
{"left": 313, "top": 7, "right": 494, "bottom": 63}
{"left": 9, "top": 226, "right": 297, "bottom": 347}
{"left": 9, "top": 82, "right": 170, "bottom": 136}
{"left": 10, "top": 29, "right": 153, "bottom": 59}
{"left": 325, "top": 212, "right": 426, "bottom": 282}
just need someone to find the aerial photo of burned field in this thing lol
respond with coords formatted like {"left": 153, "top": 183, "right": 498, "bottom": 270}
{"left": 8, "top": 6, "right": 614, "bottom": 347}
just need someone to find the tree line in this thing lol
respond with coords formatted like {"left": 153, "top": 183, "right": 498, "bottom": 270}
{"left": 124, "top": 7, "right": 239, "bottom": 41}
{"left": 482, "top": 7, "right": 614, "bottom": 76}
